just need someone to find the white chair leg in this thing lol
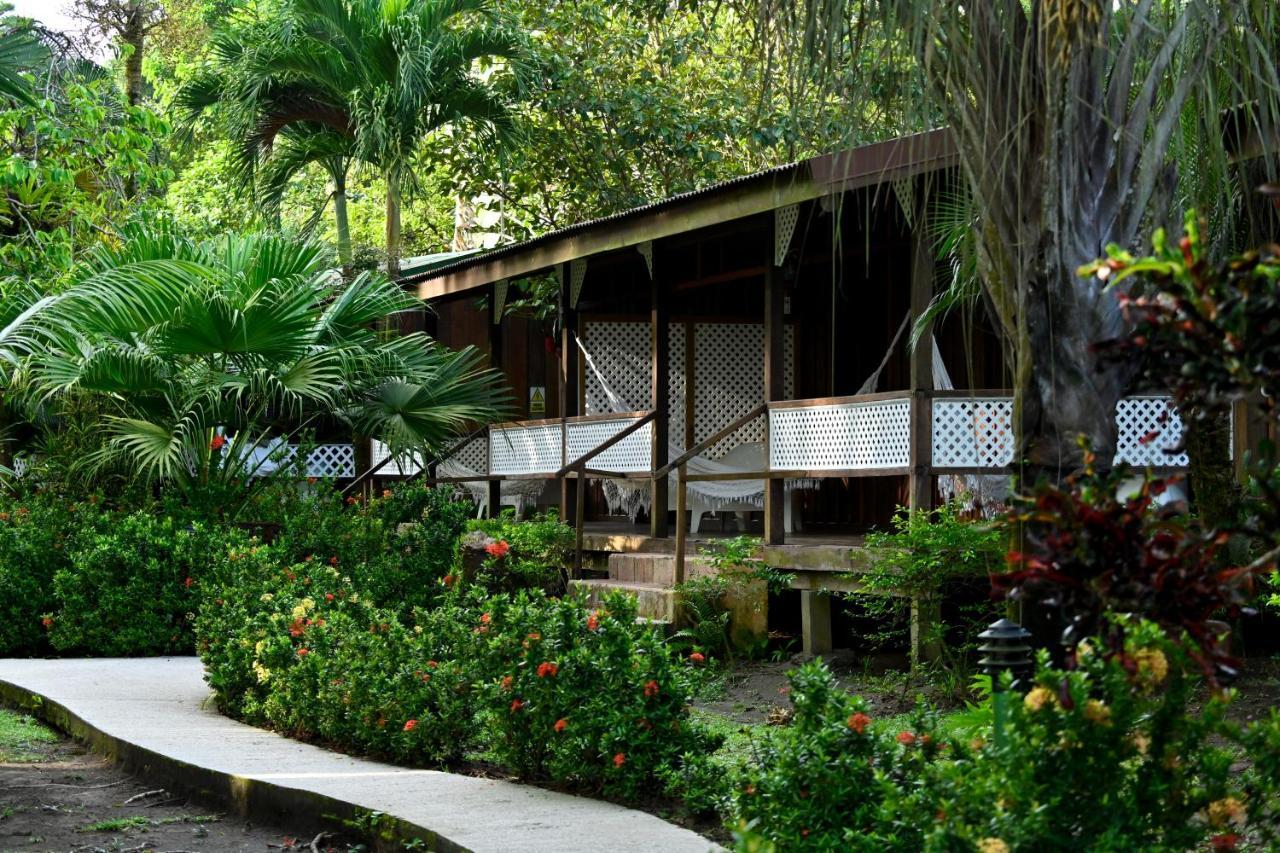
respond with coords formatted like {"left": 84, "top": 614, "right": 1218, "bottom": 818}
{"left": 691, "top": 510, "right": 702, "bottom": 534}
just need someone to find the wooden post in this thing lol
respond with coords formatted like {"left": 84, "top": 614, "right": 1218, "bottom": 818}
{"left": 560, "top": 265, "right": 580, "bottom": 523}
{"left": 650, "top": 259, "right": 670, "bottom": 538}
{"left": 674, "top": 464, "right": 688, "bottom": 584}
{"left": 763, "top": 264, "right": 786, "bottom": 544}
{"left": 800, "top": 590, "right": 832, "bottom": 655}
{"left": 487, "top": 477, "right": 502, "bottom": 519}
{"left": 573, "top": 468, "right": 585, "bottom": 578}
{"left": 908, "top": 193, "right": 935, "bottom": 516}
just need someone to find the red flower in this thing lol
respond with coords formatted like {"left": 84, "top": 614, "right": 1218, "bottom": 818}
{"left": 209, "top": 434, "right": 226, "bottom": 451}
{"left": 510, "top": 698, "right": 524, "bottom": 712}
{"left": 40, "top": 616, "right": 53, "bottom": 630}
{"left": 480, "top": 612, "right": 492, "bottom": 624}
{"left": 443, "top": 574, "right": 457, "bottom": 587}
{"left": 183, "top": 576, "right": 193, "bottom": 588}
{"left": 382, "top": 489, "right": 393, "bottom": 499}
{"left": 1211, "top": 834, "right": 1241, "bottom": 852}
{"left": 527, "top": 632, "right": 541, "bottom": 641}
{"left": 288, "top": 619, "right": 306, "bottom": 638}
{"left": 484, "top": 540, "right": 511, "bottom": 559}
{"left": 426, "top": 660, "right": 439, "bottom": 669}
{"left": 688, "top": 652, "right": 705, "bottom": 664}
{"left": 325, "top": 593, "right": 335, "bottom": 601}
{"left": 544, "top": 335, "right": 557, "bottom": 354}
{"left": 537, "top": 661, "right": 559, "bottom": 678}
{"left": 587, "top": 612, "right": 600, "bottom": 631}
{"left": 643, "top": 680, "right": 660, "bottom": 698}
{"left": 328, "top": 556, "right": 339, "bottom": 566}
{"left": 554, "top": 718, "right": 568, "bottom": 733}
{"left": 896, "top": 731, "right": 916, "bottom": 746}
{"left": 297, "top": 648, "right": 310, "bottom": 657}
{"left": 612, "top": 752, "right": 626, "bottom": 768}
{"left": 500, "top": 675, "right": 514, "bottom": 690}
{"left": 403, "top": 719, "right": 418, "bottom": 732}
{"left": 847, "top": 712, "right": 871, "bottom": 734}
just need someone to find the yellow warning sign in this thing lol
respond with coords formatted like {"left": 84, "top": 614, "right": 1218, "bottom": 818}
{"left": 529, "top": 386, "right": 546, "bottom": 415}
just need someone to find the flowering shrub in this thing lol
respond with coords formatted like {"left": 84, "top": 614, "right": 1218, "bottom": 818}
{"left": 468, "top": 588, "right": 713, "bottom": 798}
{"left": 49, "top": 513, "right": 249, "bottom": 655}
{"left": 464, "top": 512, "right": 573, "bottom": 594}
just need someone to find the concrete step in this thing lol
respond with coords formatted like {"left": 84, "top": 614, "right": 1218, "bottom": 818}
{"left": 569, "top": 578, "right": 678, "bottom": 624}
{"left": 606, "top": 552, "right": 681, "bottom": 586}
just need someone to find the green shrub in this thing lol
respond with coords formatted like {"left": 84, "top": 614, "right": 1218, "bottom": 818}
{"left": 464, "top": 511, "right": 573, "bottom": 594}
{"left": 0, "top": 493, "right": 105, "bottom": 655}
{"left": 468, "top": 588, "right": 715, "bottom": 798}
{"left": 49, "top": 513, "right": 248, "bottom": 655}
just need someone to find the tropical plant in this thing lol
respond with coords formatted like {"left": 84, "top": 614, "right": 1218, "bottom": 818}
{"left": 764, "top": 0, "right": 1280, "bottom": 478}
{"left": 17, "top": 226, "right": 509, "bottom": 494}
{"left": 180, "top": 0, "right": 526, "bottom": 276}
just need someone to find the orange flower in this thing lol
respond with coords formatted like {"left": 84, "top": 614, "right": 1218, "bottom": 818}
{"left": 426, "top": 660, "right": 439, "bottom": 668}
{"left": 40, "top": 616, "right": 53, "bottom": 630}
{"left": 210, "top": 434, "right": 226, "bottom": 451}
{"left": 510, "top": 698, "right": 524, "bottom": 712}
{"left": 688, "top": 651, "right": 705, "bottom": 664}
{"left": 554, "top": 718, "right": 568, "bottom": 733}
{"left": 501, "top": 675, "right": 514, "bottom": 690}
{"left": 587, "top": 612, "right": 600, "bottom": 631}
{"left": 443, "top": 574, "right": 456, "bottom": 587}
{"left": 382, "top": 489, "right": 393, "bottom": 499}
{"left": 896, "top": 731, "right": 917, "bottom": 746}
{"left": 485, "top": 540, "right": 511, "bottom": 559}
{"left": 403, "top": 719, "right": 418, "bottom": 732}
{"left": 325, "top": 593, "right": 335, "bottom": 601}
{"left": 480, "top": 612, "right": 492, "bottom": 624}
{"left": 537, "top": 661, "right": 558, "bottom": 678}
{"left": 613, "top": 752, "right": 625, "bottom": 768}
{"left": 183, "top": 576, "right": 193, "bottom": 588}
{"left": 643, "top": 680, "right": 660, "bottom": 698}
{"left": 328, "top": 556, "right": 339, "bottom": 566}
{"left": 527, "top": 632, "right": 541, "bottom": 641}
{"left": 847, "top": 712, "right": 871, "bottom": 734}
{"left": 297, "top": 648, "right": 310, "bottom": 657}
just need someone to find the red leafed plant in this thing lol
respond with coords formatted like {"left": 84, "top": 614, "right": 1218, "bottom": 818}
{"left": 998, "top": 448, "right": 1257, "bottom": 684}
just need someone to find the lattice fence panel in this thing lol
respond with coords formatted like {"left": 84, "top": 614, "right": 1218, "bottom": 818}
{"left": 582, "top": 321, "right": 684, "bottom": 450}
{"left": 490, "top": 424, "right": 563, "bottom": 475}
{"left": 694, "top": 323, "right": 794, "bottom": 458}
{"left": 567, "top": 417, "right": 652, "bottom": 472}
{"left": 1115, "top": 396, "right": 1188, "bottom": 468}
{"left": 370, "top": 440, "right": 425, "bottom": 476}
{"left": 769, "top": 399, "right": 911, "bottom": 471}
{"left": 931, "top": 398, "right": 1015, "bottom": 468}
{"left": 440, "top": 433, "right": 489, "bottom": 474}
{"left": 305, "top": 444, "right": 356, "bottom": 478}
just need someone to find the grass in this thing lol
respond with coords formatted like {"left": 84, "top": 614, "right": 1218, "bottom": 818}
{"left": 0, "top": 707, "right": 59, "bottom": 763}
{"left": 79, "top": 815, "right": 151, "bottom": 833}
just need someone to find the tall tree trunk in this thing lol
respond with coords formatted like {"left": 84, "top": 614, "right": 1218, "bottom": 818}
{"left": 333, "top": 172, "right": 352, "bottom": 272}
{"left": 385, "top": 169, "right": 402, "bottom": 280}
{"left": 121, "top": 0, "right": 146, "bottom": 199}
{"left": 1184, "top": 409, "right": 1238, "bottom": 532}
{"left": 453, "top": 194, "right": 476, "bottom": 251}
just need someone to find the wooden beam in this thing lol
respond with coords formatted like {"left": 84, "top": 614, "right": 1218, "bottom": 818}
{"left": 650, "top": 260, "right": 670, "bottom": 538}
{"left": 559, "top": 264, "right": 579, "bottom": 523}
{"left": 763, "top": 262, "right": 786, "bottom": 545}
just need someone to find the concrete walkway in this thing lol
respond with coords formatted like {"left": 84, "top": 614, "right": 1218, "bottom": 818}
{"left": 0, "top": 658, "right": 716, "bottom": 853}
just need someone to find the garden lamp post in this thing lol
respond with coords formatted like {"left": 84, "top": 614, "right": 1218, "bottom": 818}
{"left": 979, "top": 618, "right": 1033, "bottom": 746}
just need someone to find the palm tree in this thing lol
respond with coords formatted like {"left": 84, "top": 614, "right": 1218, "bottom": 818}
{"left": 181, "top": 0, "right": 524, "bottom": 277}
{"left": 19, "top": 225, "right": 510, "bottom": 491}
{"left": 767, "top": 0, "right": 1280, "bottom": 478}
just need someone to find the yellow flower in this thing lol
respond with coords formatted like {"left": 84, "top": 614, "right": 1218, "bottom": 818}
{"left": 1083, "top": 699, "right": 1112, "bottom": 726}
{"left": 259, "top": 593, "right": 274, "bottom": 602}
{"left": 252, "top": 662, "right": 272, "bottom": 684}
{"left": 1129, "top": 732, "right": 1150, "bottom": 756}
{"left": 1206, "top": 796, "right": 1247, "bottom": 829}
{"left": 1133, "top": 647, "right": 1169, "bottom": 690}
{"left": 978, "top": 839, "right": 1010, "bottom": 853}
{"left": 291, "top": 598, "right": 315, "bottom": 621}
{"left": 1024, "top": 686, "right": 1055, "bottom": 712}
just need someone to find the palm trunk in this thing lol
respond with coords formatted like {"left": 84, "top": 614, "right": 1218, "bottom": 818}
{"left": 333, "top": 173, "right": 352, "bottom": 272}
{"left": 1184, "top": 409, "right": 1238, "bottom": 532}
{"left": 122, "top": 0, "right": 146, "bottom": 198}
{"left": 385, "top": 169, "right": 402, "bottom": 280}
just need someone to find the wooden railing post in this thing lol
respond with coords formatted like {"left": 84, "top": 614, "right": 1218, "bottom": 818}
{"left": 674, "top": 463, "right": 688, "bottom": 584}
{"left": 909, "top": 390, "right": 934, "bottom": 513}
{"left": 573, "top": 465, "right": 585, "bottom": 578}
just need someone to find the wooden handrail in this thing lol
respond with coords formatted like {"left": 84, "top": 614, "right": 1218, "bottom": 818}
{"left": 653, "top": 403, "right": 767, "bottom": 479}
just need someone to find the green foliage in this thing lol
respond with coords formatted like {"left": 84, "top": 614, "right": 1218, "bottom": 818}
{"left": 464, "top": 511, "right": 573, "bottom": 594}
{"left": 49, "top": 513, "right": 249, "bottom": 656}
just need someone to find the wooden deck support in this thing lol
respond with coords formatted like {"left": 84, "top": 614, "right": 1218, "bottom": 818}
{"left": 488, "top": 283, "right": 505, "bottom": 518}
{"left": 800, "top": 590, "right": 833, "bottom": 655}
{"left": 650, "top": 262, "right": 670, "bottom": 538}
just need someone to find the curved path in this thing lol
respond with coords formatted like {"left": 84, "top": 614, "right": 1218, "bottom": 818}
{"left": 0, "top": 657, "right": 716, "bottom": 853}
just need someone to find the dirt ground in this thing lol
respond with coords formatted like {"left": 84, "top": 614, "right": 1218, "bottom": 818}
{"left": 0, "top": 707, "right": 359, "bottom": 853}
{"left": 699, "top": 650, "right": 1280, "bottom": 726}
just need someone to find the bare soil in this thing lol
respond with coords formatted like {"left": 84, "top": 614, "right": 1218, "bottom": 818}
{"left": 0, "top": 707, "right": 358, "bottom": 853}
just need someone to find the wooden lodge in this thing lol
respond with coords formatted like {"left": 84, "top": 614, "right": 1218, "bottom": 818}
{"left": 393, "top": 129, "right": 1201, "bottom": 657}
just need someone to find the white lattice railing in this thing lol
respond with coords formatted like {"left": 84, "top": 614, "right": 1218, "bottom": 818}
{"left": 768, "top": 395, "right": 911, "bottom": 471}
{"left": 929, "top": 393, "right": 1190, "bottom": 470}
{"left": 489, "top": 413, "right": 654, "bottom": 476}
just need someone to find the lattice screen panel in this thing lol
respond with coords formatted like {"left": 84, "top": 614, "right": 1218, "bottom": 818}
{"left": 371, "top": 440, "right": 424, "bottom": 476}
{"left": 305, "top": 444, "right": 356, "bottom": 478}
{"left": 582, "top": 321, "right": 685, "bottom": 451}
{"left": 1115, "top": 396, "right": 1188, "bottom": 468}
{"left": 769, "top": 399, "right": 911, "bottom": 471}
{"left": 566, "top": 417, "right": 652, "bottom": 472}
{"left": 490, "top": 424, "right": 563, "bottom": 475}
{"left": 441, "top": 433, "right": 489, "bottom": 474}
{"left": 932, "top": 398, "right": 1016, "bottom": 468}
{"left": 694, "top": 323, "right": 795, "bottom": 458}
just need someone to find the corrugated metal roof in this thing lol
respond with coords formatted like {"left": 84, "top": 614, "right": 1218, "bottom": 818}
{"left": 398, "top": 159, "right": 806, "bottom": 287}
